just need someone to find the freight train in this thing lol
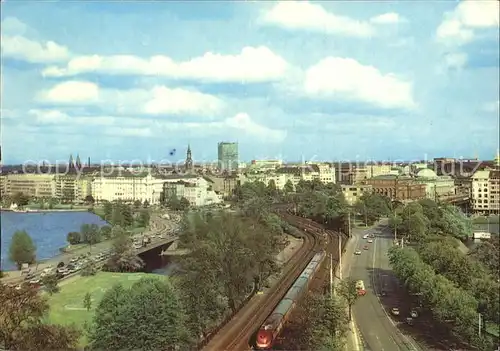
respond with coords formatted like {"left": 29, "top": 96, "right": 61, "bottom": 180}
{"left": 255, "top": 251, "right": 326, "bottom": 349}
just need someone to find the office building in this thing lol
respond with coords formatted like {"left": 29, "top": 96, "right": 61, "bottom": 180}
{"left": 218, "top": 142, "right": 239, "bottom": 172}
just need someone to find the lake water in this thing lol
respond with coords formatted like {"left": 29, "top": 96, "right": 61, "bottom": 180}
{"left": 1, "top": 211, "right": 108, "bottom": 271}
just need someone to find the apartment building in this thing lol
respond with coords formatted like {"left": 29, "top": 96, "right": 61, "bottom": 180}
{"left": 247, "top": 163, "right": 336, "bottom": 190}
{"left": 363, "top": 175, "right": 426, "bottom": 202}
{"left": 163, "top": 177, "right": 222, "bottom": 207}
{"left": 365, "top": 164, "right": 399, "bottom": 179}
{"left": 341, "top": 184, "right": 373, "bottom": 205}
{"left": 413, "top": 168, "right": 455, "bottom": 200}
{"left": 4, "top": 173, "right": 55, "bottom": 199}
{"left": 334, "top": 163, "right": 367, "bottom": 185}
{"left": 471, "top": 170, "right": 500, "bottom": 214}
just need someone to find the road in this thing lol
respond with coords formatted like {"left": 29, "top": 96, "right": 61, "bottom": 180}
{"left": 346, "top": 220, "right": 422, "bottom": 351}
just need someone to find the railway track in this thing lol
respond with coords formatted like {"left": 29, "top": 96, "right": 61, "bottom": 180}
{"left": 204, "top": 212, "right": 339, "bottom": 351}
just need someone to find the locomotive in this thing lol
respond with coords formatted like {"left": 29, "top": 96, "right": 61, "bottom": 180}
{"left": 255, "top": 251, "right": 326, "bottom": 349}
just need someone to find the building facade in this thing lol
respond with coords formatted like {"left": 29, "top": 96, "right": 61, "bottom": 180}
{"left": 363, "top": 175, "right": 426, "bottom": 202}
{"left": 162, "top": 177, "right": 222, "bottom": 207}
{"left": 218, "top": 142, "right": 239, "bottom": 172}
{"left": 341, "top": 184, "right": 373, "bottom": 205}
{"left": 3, "top": 174, "right": 55, "bottom": 199}
{"left": 471, "top": 170, "right": 500, "bottom": 214}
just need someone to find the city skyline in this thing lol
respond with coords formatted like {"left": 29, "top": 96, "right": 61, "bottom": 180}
{"left": 1, "top": 1, "right": 499, "bottom": 164}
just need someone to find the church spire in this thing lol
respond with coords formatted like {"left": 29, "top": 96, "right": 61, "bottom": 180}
{"left": 68, "top": 154, "right": 74, "bottom": 168}
{"left": 185, "top": 144, "right": 193, "bottom": 173}
{"left": 75, "top": 154, "right": 82, "bottom": 169}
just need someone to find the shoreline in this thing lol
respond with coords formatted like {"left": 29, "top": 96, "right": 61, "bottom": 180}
{"left": 1, "top": 208, "right": 89, "bottom": 213}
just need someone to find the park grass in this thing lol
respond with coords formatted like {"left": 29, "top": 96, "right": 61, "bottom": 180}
{"left": 46, "top": 272, "right": 166, "bottom": 346}
{"left": 472, "top": 215, "right": 499, "bottom": 224}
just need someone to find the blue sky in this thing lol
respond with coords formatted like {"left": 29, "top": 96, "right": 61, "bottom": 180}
{"left": 1, "top": 1, "right": 499, "bottom": 164}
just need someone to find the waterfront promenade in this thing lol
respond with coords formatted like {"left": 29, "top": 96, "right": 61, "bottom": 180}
{"left": 1, "top": 213, "right": 178, "bottom": 284}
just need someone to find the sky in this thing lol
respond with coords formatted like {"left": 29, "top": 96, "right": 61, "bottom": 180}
{"left": 1, "top": 0, "right": 499, "bottom": 165}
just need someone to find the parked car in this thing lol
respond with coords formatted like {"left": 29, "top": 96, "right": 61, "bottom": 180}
{"left": 363, "top": 245, "right": 369, "bottom": 250}
{"left": 391, "top": 307, "right": 400, "bottom": 316}
{"left": 354, "top": 250, "right": 362, "bottom": 255}
{"left": 367, "top": 239, "right": 373, "bottom": 243}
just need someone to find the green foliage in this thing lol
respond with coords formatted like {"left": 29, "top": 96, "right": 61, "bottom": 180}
{"left": 418, "top": 239, "right": 500, "bottom": 325}
{"left": 301, "top": 294, "right": 349, "bottom": 351}
{"left": 80, "top": 224, "right": 101, "bottom": 246}
{"left": 283, "top": 179, "right": 294, "bottom": 194}
{"left": 137, "top": 209, "right": 151, "bottom": 227}
{"left": 8, "top": 230, "right": 36, "bottom": 269}
{"left": 12, "top": 192, "right": 30, "bottom": 206}
{"left": 339, "top": 278, "right": 360, "bottom": 321}
{"left": 102, "top": 201, "right": 112, "bottom": 220}
{"left": 468, "top": 237, "right": 500, "bottom": 276}
{"left": 354, "top": 193, "right": 391, "bottom": 225}
{"left": 66, "top": 231, "right": 81, "bottom": 245}
{"left": 83, "top": 292, "right": 92, "bottom": 311}
{"left": 388, "top": 247, "right": 495, "bottom": 349}
{"left": 87, "top": 278, "right": 190, "bottom": 350}
{"left": 99, "top": 225, "right": 112, "bottom": 239}
{"left": 81, "top": 260, "right": 97, "bottom": 277}
{"left": 0, "top": 282, "right": 80, "bottom": 350}
{"left": 166, "top": 195, "right": 190, "bottom": 211}
{"left": 41, "top": 274, "right": 60, "bottom": 295}
{"left": 104, "top": 230, "right": 144, "bottom": 273}
{"left": 176, "top": 210, "right": 282, "bottom": 339}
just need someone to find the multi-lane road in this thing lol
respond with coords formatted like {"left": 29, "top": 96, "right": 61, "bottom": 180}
{"left": 346, "top": 220, "right": 422, "bottom": 351}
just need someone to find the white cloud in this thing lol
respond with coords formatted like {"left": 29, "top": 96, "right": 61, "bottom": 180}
{"left": 41, "top": 46, "right": 289, "bottom": 83}
{"left": 443, "top": 52, "right": 468, "bottom": 69}
{"left": 36, "top": 81, "right": 225, "bottom": 116}
{"left": 38, "top": 81, "right": 100, "bottom": 104}
{"left": 259, "top": 1, "right": 375, "bottom": 37}
{"left": 1, "top": 17, "right": 71, "bottom": 63}
{"left": 27, "top": 109, "right": 286, "bottom": 142}
{"left": 436, "top": 0, "right": 499, "bottom": 45}
{"left": 370, "top": 12, "right": 405, "bottom": 24}
{"left": 1, "top": 17, "right": 28, "bottom": 35}
{"left": 225, "top": 113, "right": 287, "bottom": 142}
{"left": 303, "top": 57, "right": 415, "bottom": 109}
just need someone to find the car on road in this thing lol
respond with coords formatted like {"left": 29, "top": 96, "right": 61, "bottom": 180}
{"left": 363, "top": 245, "right": 369, "bottom": 250}
{"left": 367, "top": 239, "right": 373, "bottom": 243}
{"left": 391, "top": 307, "right": 400, "bottom": 316}
{"left": 363, "top": 234, "right": 369, "bottom": 239}
{"left": 410, "top": 309, "right": 418, "bottom": 318}
{"left": 355, "top": 280, "right": 366, "bottom": 296}
{"left": 381, "top": 290, "right": 387, "bottom": 296}
{"left": 354, "top": 250, "right": 362, "bottom": 255}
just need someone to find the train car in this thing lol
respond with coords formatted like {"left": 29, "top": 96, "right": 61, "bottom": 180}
{"left": 256, "top": 251, "right": 326, "bottom": 349}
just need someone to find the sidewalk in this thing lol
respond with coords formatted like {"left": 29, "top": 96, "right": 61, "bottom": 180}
{"left": 335, "top": 231, "right": 364, "bottom": 351}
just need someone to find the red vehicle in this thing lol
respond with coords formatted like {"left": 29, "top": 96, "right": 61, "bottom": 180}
{"left": 255, "top": 252, "right": 326, "bottom": 349}
{"left": 356, "top": 280, "right": 366, "bottom": 296}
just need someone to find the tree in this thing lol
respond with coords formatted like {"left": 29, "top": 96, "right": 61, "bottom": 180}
{"left": 133, "top": 200, "right": 142, "bottom": 208}
{"left": 111, "top": 206, "right": 124, "bottom": 226}
{"left": 283, "top": 179, "right": 294, "bottom": 194}
{"left": 0, "top": 282, "right": 80, "bottom": 350}
{"left": 99, "top": 225, "right": 112, "bottom": 239}
{"left": 84, "top": 195, "right": 95, "bottom": 204}
{"left": 83, "top": 292, "right": 92, "bottom": 311}
{"left": 41, "top": 274, "right": 60, "bottom": 295}
{"left": 103, "top": 201, "right": 113, "bottom": 220}
{"left": 81, "top": 260, "right": 97, "bottom": 276}
{"left": 167, "top": 194, "right": 181, "bottom": 210}
{"left": 299, "top": 294, "right": 349, "bottom": 351}
{"left": 339, "top": 278, "right": 360, "bottom": 321}
{"left": 104, "top": 230, "right": 144, "bottom": 272}
{"left": 120, "top": 203, "right": 134, "bottom": 227}
{"left": 66, "top": 231, "right": 81, "bottom": 245}
{"left": 87, "top": 278, "right": 190, "bottom": 350}
{"left": 12, "top": 192, "right": 30, "bottom": 206}
{"left": 81, "top": 223, "right": 101, "bottom": 249}
{"left": 137, "top": 209, "right": 150, "bottom": 228}
{"left": 179, "top": 197, "right": 190, "bottom": 211}
{"left": 143, "top": 199, "right": 150, "bottom": 208}
{"left": 9, "top": 230, "right": 36, "bottom": 269}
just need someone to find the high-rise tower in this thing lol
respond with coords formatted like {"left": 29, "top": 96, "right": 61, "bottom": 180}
{"left": 185, "top": 144, "right": 193, "bottom": 173}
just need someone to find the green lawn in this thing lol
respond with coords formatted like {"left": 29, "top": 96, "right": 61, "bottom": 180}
{"left": 473, "top": 215, "right": 500, "bottom": 224}
{"left": 46, "top": 272, "right": 166, "bottom": 346}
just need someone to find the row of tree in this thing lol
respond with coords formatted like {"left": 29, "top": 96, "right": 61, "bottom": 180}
{"left": 388, "top": 246, "right": 494, "bottom": 350}
{"left": 97, "top": 200, "right": 150, "bottom": 228}
{"left": 389, "top": 199, "right": 472, "bottom": 242}
{"left": 165, "top": 194, "right": 191, "bottom": 211}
